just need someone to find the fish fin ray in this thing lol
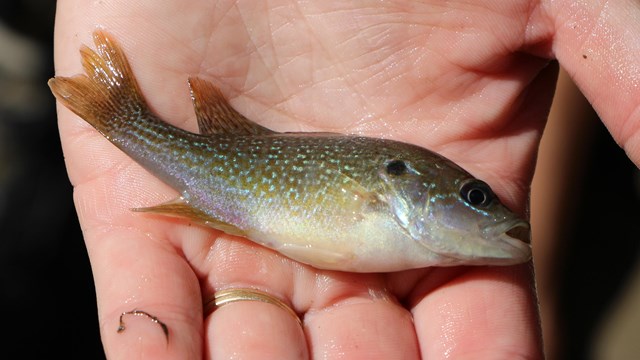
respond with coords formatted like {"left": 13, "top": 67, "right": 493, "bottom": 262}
{"left": 188, "top": 76, "right": 276, "bottom": 135}
{"left": 133, "top": 197, "right": 246, "bottom": 236}
{"left": 325, "top": 167, "right": 382, "bottom": 216}
{"left": 276, "top": 243, "right": 353, "bottom": 269}
{"left": 48, "top": 30, "right": 150, "bottom": 136}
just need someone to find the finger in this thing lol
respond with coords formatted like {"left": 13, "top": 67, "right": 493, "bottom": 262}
{"left": 53, "top": 29, "right": 206, "bottom": 360}
{"left": 54, "top": 46, "right": 207, "bottom": 358}
{"left": 207, "top": 296, "right": 307, "bottom": 359}
{"left": 411, "top": 265, "right": 542, "bottom": 359}
{"left": 52, "top": 1, "right": 212, "bottom": 357}
{"left": 301, "top": 272, "right": 419, "bottom": 360}
{"left": 547, "top": 0, "right": 640, "bottom": 166}
{"left": 198, "top": 236, "right": 309, "bottom": 359}
{"left": 305, "top": 298, "right": 419, "bottom": 359}
{"left": 81, "top": 224, "right": 203, "bottom": 360}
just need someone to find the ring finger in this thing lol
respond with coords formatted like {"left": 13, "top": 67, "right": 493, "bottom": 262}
{"left": 196, "top": 236, "right": 309, "bottom": 359}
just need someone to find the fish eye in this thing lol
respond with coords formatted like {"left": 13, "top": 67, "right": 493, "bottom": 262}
{"left": 385, "top": 160, "right": 407, "bottom": 176}
{"left": 460, "top": 180, "right": 494, "bottom": 207}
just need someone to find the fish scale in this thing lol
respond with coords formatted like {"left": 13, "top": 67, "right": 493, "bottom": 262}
{"left": 49, "top": 30, "right": 531, "bottom": 272}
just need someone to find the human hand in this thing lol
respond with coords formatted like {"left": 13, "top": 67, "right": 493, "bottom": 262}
{"left": 52, "top": 1, "right": 640, "bottom": 358}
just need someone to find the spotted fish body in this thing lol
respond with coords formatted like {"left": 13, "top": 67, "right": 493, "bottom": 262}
{"left": 49, "top": 31, "right": 531, "bottom": 272}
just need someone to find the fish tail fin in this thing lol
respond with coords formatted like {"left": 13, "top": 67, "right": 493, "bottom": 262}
{"left": 48, "top": 30, "right": 149, "bottom": 135}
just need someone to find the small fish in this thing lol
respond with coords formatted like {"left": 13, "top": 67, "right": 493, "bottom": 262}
{"left": 49, "top": 31, "right": 531, "bottom": 272}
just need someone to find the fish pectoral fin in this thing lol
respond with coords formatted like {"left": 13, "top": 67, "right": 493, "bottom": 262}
{"left": 277, "top": 243, "right": 353, "bottom": 269}
{"left": 188, "top": 76, "right": 276, "bottom": 136}
{"left": 327, "top": 168, "right": 383, "bottom": 217}
{"left": 133, "top": 197, "right": 246, "bottom": 236}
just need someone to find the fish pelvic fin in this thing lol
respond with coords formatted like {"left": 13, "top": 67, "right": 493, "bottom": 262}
{"left": 188, "top": 76, "right": 275, "bottom": 136}
{"left": 133, "top": 197, "right": 247, "bottom": 237}
{"left": 48, "top": 30, "right": 150, "bottom": 137}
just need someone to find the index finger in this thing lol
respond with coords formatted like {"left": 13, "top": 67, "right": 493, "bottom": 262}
{"left": 52, "top": 2, "right": 208, "bottom": 358}
{"left": 546, "top": 0, "right": 640, "bottom": 165}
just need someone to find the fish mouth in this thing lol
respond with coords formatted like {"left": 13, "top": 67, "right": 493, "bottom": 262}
{"left": 504, "top": 221, "right": 531, "bottom": 244}
{"left": 490, "top": 219, "right": 532, "bottom": 263}
{"left": 498, "top": 220, "right": 531, "bottom": 263}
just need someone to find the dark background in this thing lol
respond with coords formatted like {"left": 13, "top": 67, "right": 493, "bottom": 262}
{"left": 1, "top": 2, "right": 638, "bottom": 359}
{"left": 0, "top": 2, "right": 104, "bottom": 359}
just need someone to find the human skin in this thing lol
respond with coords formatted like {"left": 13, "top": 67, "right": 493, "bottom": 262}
{"left": 52, "top": 1, "right": 640, "bottom": 359}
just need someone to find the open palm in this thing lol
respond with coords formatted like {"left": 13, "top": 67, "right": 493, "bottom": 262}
{"left": 53, "top": 1, "right": 640, "bottom": 359}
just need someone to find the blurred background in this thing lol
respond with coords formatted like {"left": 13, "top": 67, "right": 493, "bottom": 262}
{"left": 1, "top": 2, "right": 638, "bottom": 359}
{"left": 0, "top": 1, "right": 103, "bottom": 358}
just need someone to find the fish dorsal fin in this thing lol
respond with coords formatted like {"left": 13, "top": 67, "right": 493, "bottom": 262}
{"left": 188, "top": 77, "right": 275, "bottom": 136}
{"left": 133, "top": 197, "right": 246, "bottom": 237}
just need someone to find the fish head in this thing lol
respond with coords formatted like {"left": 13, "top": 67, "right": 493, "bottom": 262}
{"left": 379, "top": 158, "right": 531, "bottom": 265}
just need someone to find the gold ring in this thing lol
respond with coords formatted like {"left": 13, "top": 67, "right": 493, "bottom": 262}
{"left": 204, "top": 288, "right": 301, "bottom": 326}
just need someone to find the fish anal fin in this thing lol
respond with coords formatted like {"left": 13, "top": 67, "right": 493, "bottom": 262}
{"left": 187, "top": 76, "right": 275, "bottom": 136}
{"left": 133, "top": 198, "right": 246, "bottom": 236}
